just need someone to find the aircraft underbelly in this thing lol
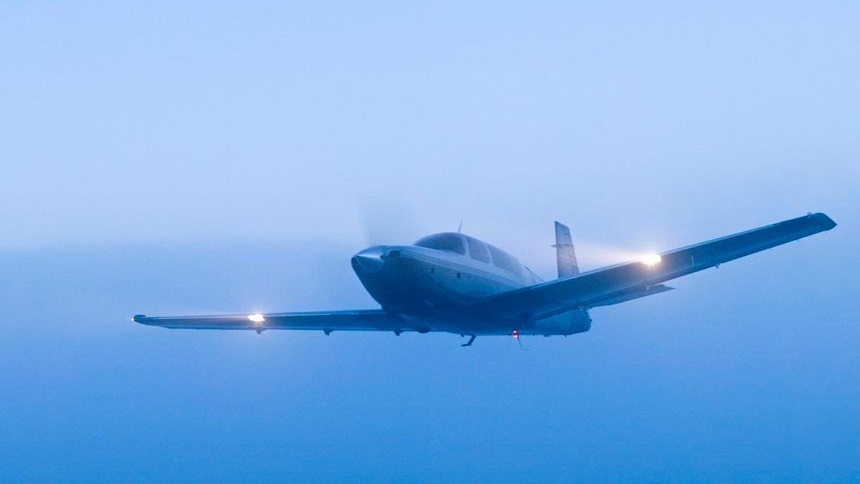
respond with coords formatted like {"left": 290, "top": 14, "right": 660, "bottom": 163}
{"left": 354, "top": 249, "right": 593, "bottom": 336}
{"left": 357, "top": 253, "right": 512, "bottom": 307}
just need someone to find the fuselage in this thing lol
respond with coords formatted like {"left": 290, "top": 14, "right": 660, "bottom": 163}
{"left": 351, "top": 232, "right": 591, "bottom": 336}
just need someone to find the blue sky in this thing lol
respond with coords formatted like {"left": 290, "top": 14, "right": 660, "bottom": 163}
{"left": 1, "top": 1, "right": 858, "bottom": 482}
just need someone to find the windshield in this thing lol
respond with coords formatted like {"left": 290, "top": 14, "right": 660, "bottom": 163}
{"left": 414, "top": 233, "right": 466, "bottom": 255}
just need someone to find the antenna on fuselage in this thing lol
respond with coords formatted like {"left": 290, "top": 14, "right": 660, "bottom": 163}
{"left": 457, "top": 219, "right": 464, "bottom": 233}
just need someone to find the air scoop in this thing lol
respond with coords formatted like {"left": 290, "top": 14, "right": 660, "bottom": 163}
{"left": 351, "top": 246, "right": 387, "bottom": 274}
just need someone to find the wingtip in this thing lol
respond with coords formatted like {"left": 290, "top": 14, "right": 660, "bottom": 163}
{"left": 809, "top": 212, "right": 837, "bottom": 231}
{"left": 132, "top": 314, "right": 147, "bottom": 323}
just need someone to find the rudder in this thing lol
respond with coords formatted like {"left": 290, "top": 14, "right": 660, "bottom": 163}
{"left": 552, "top": 221, "right": 579, "bottom": 278}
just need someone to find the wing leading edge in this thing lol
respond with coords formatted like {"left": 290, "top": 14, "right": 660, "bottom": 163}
{"left": 471, "top": 212, "right": 836, "bottom": 320}
{"left": 133, "top": 309, "right": 408, "bottom": 333}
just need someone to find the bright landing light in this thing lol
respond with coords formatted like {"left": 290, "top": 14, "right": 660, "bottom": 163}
{"left": 641, "top": 254, "right": 662, "bottom": 266}
{"left": 248, "top": 313, "right": 266, "bottom": 324}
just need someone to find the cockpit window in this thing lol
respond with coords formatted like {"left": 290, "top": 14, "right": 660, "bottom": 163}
{"left": 488, "top": 244, "right": 521, "bottom": 274}
{"left": 465, "top": 236, "right": 491, "bottom": 263}
{"left": 414, "top": 233, "right": 466, "bottom": 255}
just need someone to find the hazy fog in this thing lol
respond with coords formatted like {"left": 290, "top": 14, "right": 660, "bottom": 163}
{"left": 1, "top": 1, "right": 858, "bottom": 481}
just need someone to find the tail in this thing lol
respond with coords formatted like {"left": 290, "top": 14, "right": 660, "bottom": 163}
{"left": 552, "top": 221, "right": 579, "bottom": 278}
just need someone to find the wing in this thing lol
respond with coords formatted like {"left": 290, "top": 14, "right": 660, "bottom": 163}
{"left": 133, "top": 309, "right": 408, "bottom": 333}
{"left": 471, "top": 212, "right": 836, "bottom": 320}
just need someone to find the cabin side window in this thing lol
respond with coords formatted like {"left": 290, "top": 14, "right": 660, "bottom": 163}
{"left": 488, "top": 245, "right": 521, "bottom": 274}
{"left": 465, "top": 236, "right": 491, "bottom": 263}
{"left": 414, "top": 233, "right": 466, "bottom": 255}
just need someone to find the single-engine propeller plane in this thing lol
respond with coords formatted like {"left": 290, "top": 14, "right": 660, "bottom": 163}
{"left": 133, "top": 212, "right": 836, "bottom": 346}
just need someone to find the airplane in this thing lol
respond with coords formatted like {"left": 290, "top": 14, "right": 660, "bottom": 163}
{"left": 133, "top": 212, "right": 836, "bottom": 346}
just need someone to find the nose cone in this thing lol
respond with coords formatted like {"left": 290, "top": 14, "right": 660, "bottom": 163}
{"left": 351, "top": 246, "right": 386, "bottom": 274}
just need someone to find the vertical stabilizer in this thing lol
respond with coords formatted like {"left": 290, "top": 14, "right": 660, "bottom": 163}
{"left": 552, "top": 221, "right": 579, "bottom": 278}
